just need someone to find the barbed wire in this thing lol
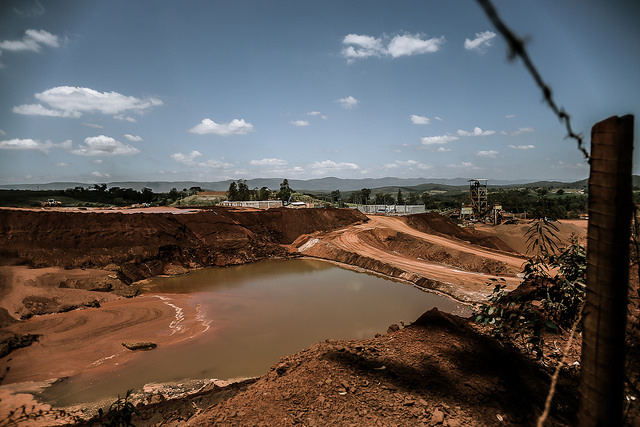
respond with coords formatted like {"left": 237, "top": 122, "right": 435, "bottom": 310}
{"left": 476, "top": 0, "right": 590, "bottom": 160}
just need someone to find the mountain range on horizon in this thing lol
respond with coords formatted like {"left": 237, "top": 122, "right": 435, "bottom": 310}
{"left": 0, "top": 176, "right": 593, "bottom": 194}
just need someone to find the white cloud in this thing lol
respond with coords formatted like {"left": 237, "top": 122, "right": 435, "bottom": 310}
{"left": 91, "top": 171, "right": 111, "bottom": 178}
{"left": 0, "top": 129, "right": 6, "bottom": 136}
{"left": 0, "top": 138, "right": 52, "bottom": 153}
{"left": 307, "top": 111, "right": 328, "bottom": 120}
{"left": 383, "top": 160, "right": 432, "bottom": 170}
{"left": 510, "top": 127, "right": 534, "bottom": 136}
{"left": 436, "top": 147, "right": 451, "bottom": 152}
{"left": 58, "top": 139, "right": 72, "bottom": 150}
{"left": 0, "top": 29, "right": 59, "bottom": 53}
{"left": 457, "top": 127, "right": 496, "bottom": 137}
{"left": 71, "top": 135, "right": 140, "bottom": 156}
{"left": 310, "top": 160, "right": 360, "bottom": 175}
{"left": 250, "top": 158, "right": 288, "bottom": 167}
{"left": 410, "top": 114, "right": 430, "bottom": 125}
{"left": 387, "top": 34, "right": 445, "bottom": 57}
{"left": 505, "top": 114, "right": 516, "bottom": 119}
{"left": 170, "top": 150, "right": 203, "bottom": 164}
{"left": 342, "top": 33, "right": 444, "bottom": 62}
{"left": 420, "top": 134, "right": 458, "bottom": 145}
{"left": 341, "top": 34, "right": 386, "bottom": 60}
{"left": 83, "top": 122, "right": 104, "bottom": 129}
{"left": 290, "top": 120, "right": 309, "bottom": 127}
{"left": 170, "top": 150, "right": 233, "bottom": 169}
{"left": 464, "top": 31, "right": 497, "bottom": 53}
{"left": 114, "top": 114, "right": 137, "bottom": 123}
{"left": 124, "top": 134, "right": 143, "bottom": 142}
{"left": 337, "top": 96, "right": 359, "bottom": 109}
{"left": 476, "top": 150, "right": 499, "bottom": 158}
{"left": 435, "top": 116, "right": 443, "bottom": 121}
{"left": 54, "top": 162, "right": 68, "bottom": 167}
{"left": 508, "top": 144, "right": 536, "bottom": 150}
{"left": 93, "top": 159, "right": 103, "bottom": 164}
{"left": 188, "top": 118, "right": 254, "bottom": 136}
{"left": 13, "top": 103, "right": 81, "bottom": 118}
{"left": 13, "top": 86, "right": 162, "bottom": 118}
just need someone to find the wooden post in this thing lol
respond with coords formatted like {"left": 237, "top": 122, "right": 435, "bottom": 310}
{"left": 579, "top": 115, "right": 634, "bottom": 426}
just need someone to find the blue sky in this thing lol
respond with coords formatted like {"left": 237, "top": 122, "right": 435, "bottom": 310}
{"left": 0, "top": 0, "right": 638, "bottom": 185}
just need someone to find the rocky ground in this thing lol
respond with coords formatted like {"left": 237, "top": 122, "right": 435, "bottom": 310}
{"left": 1, "top": 207, "right": 637, "bottom": 425}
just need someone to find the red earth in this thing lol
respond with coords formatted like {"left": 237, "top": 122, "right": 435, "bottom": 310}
{"left": 1, "top": 207, "right": 637, "bottom": 426}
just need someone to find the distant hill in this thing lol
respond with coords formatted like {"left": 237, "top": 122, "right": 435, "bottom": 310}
{"left": 4, "top": 175, "right": 627, "bottom": 194}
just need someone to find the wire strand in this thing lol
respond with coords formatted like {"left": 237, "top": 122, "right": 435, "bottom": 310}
{"left": 476, "top": 0, "right": 590, "bottom": 160}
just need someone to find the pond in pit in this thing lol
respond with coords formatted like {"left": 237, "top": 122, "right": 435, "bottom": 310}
{"left": 42, "top": 259, "right": 470, "bottom": 406}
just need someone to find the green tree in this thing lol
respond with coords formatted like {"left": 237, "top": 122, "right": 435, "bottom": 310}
{"left": 407, "top": 192, "right": 420, "bottom": 205}
{"left": 141, "top": 187, "right": 154, "bottom": 203}
{"left": 227, "top": 182, "right": 238, "bottom": 201}
{"left": 361, "top": 188, "right": 371, "bottom": 204}
{"left": 421, "top": 192, "right": 434, "bottom": 209}
{"left": 278, "top": 179, "right": 293, "bottom": 202}
{"left": 237, "top": 179, "right": 250, "bottom": 200}
{"left": 257, "top": 186, "right": 271, "bottom": 200}
{"left": 330, "top": 190, "right": 341, "bottom": 207}
{"left": 397, "top": 189, "right": 404, "bottom": 205}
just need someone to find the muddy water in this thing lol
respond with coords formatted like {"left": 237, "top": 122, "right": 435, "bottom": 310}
{"left": 42, "top": 259, "right": 469, "bottom": 406}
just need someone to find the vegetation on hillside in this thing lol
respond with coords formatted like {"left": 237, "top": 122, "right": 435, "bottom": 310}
{"left": 0, "top": 180, "right": 595, "bottom": 219}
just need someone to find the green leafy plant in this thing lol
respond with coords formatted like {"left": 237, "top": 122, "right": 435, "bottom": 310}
{"left": 95, "top": 389, "right": 140, "bottom": 426}
{"left": 474, "top": 221, "right": 586, "bottom": 359}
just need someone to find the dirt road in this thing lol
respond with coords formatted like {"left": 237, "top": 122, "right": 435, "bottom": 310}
{"left": 295, "top": 215, "right": 527, "bottom": 303}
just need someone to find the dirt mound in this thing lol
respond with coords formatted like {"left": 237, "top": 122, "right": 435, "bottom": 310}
{"left": 361, "top": 228, "right": 517, "bottom": 276}
{"left": 0, "top": 207, "right": 366, "bottom": 283}
{"left": 294, "top": 215, "right": 525, "bottom": 303}
{"left": 476, "top": 220, "right": 588, "bottom": 255}
{"left": 403, "top": 213, "right": 517, "bottom": 253}
{"left": 182, "top": 308, "right": 578, "bottom": 426}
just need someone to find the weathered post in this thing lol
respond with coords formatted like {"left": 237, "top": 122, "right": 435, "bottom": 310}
{"left": 579, "top": 115, "right": 634, "bottom": 426}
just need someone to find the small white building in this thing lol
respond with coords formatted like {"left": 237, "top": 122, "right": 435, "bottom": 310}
{"left": 218, "top": 200, "right": 283, "bottom": 209}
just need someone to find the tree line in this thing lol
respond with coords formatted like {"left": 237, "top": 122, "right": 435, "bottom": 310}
{"left": 0, "top": 182, "right": 590, "bottom": 219}
{"left": 226, "top": 179, "right": 293, "bottom": 202}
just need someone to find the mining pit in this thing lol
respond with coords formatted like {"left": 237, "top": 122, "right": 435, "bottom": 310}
{"left": 0, "top": 206, "right": 593, "bottom": 425}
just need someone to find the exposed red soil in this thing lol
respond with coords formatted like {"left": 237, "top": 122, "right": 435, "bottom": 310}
{"left": 5, "top": 208, "right": 633, "bottom": 427}
{"left": 293, "top": 214, "right": 528, "bottom": 303}
{"left": 0, "top": 206, "right": 366, "bottom": 284}
{"left": 185, "top": 308, "right": 580, "bottom": 426}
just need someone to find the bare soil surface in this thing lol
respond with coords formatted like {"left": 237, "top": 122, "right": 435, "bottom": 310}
{"left": 0, "top": 208, "right": 617, "bottom": 426}
{"left": 293, "top": 214, "right": 527, "bottom": 303}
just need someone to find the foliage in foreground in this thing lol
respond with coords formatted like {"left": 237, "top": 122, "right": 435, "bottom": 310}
{"left": 93, "top": 389, "right": 140, "bottom": 426}
{"left": 474, "top": 219, "right": 586, "bottom": 358}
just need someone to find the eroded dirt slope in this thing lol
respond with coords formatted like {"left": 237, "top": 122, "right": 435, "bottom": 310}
{"left": 0, "top": 207, "right": 366, "bottom": 283}
{"left": 183, "top": 308, "right": 578, "bottom": 426}
{"left": 293, "top": 214, "right": 527, "bottom": 303}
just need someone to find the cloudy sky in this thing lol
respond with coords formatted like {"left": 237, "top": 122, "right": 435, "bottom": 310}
{"left": 1, "top": 0, "right": 638, "bottom": 185}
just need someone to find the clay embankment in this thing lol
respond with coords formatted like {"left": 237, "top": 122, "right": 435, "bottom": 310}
{"left": 293, "top": 213, "right": 527, "bottom": 303}
{"left": 0, "top": 207, "right": 367, "bottom": 285}
{"left": 0, "top": 207, "right": 366, "bottom": 385}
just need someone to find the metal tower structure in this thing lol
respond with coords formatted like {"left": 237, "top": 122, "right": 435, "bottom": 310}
{"left": 468, "top": 179, "right": 488, "bottom": 216}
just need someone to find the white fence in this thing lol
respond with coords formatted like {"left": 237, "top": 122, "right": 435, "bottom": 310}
{"left": 218, "top": 200, "right": 283, "bottom": 209}
{"left": 353, "top": 204, "right": 425, "bottom": 215}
